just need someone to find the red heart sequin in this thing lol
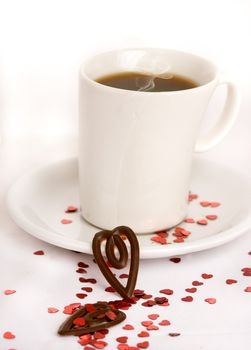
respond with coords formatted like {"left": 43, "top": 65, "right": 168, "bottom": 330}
{"left": 205, "top": 298, "right": 216, "bottom": 304}
{"left": 151, "top": 236, "right": 168, "bottom": 245}
{"left": 147, "top": 325, "right": 159, "bottom": 331}
{"left": 169, "top": 257, "right": 181, "bottom": 263}
{"left": 119, "top": 274, "right": 129, "bottom": 279}
{"left": 33, "top": 250, "right": 44, "bottom": 255}
{"left": 206, "top": 215, "right": 218, "bottom": 220}
{"left": 61, "top": 219, "right": 72, "bottom": 224}
{"left": 91, "top": 340, "right": 107, "bottom": 349}
{"left": 169, "top": 333, "right": 180, "bottom": 337}
{"left": 211, "top": 202, "right": 220, "bottom": 207}
{"left": 184, "top": 218, "right": 195, "bottom": 223}
{"left": 65, "top": 205, "right": 78, "bottom": 213}
{"left": 148, "top": 314, "right": 159, "bottom": 320}
{"left": 137, "top": 331, "right": 149, "bottom": 337}
{"left": 76, "top": 293, "right": 87, "bottom": 299}
{"left": 201, "top": 273, "right": 213, "bottom": 279}
{"left": 159, "top": 288, "right": 173, "bottom": 295}
{"left": 82, "top": 287, "right": 93, "bottom": 292}
{"left": 116, "top": 336, "right": 128, "bottom": 343}
{"left": 48, "top": 307, "right": 59, "bottom": 313}
{"left": 192, "top": 281, "right": 203, "bottom": 286}
{"left": 117, "top": 344, "right": 129, "bottom": 350}
{"left": 197, "top": 219, "right": 208, "bottom": 225}
{"left": 4, "top": 290, "right": 16, "bottom": 295}
{"left": 78, "top": 262, "right": 89, "bottom": 268}
{"left": 79, "top": 334, "right": 92, "bottom": 345}
{"left": 73, "top": 317, "right": 86, "bottom": 326}
{"left": 3, "top": 331, "right": 15, "bottom": 339}
{"left": 158, "top": 320, "right": 170, "bottom": 326}
{"left": 188, "top": 193, "right": 198, "bottom": 201}
{"left": 181, "top": 296, "right": 193, "bottom": 302}
{"left": 200, "top": 201, "right": 210, "bottom": 207}
{"left": 141, "top": 321, "right": 153, "bottom": 327}
{"left": 226, "top": 279, "right": 237, "bottom": 285}
{"left": 137, "top": 341, "right": 149, "bottom": 348}
{"left": 244, "top": 287, "right": 251, "bottom": 292}
{"left": 185, "top": 288, "right": 197, "bottom": 293}
{"left": 123, "top": 324, "right": 134, "bottom": 330}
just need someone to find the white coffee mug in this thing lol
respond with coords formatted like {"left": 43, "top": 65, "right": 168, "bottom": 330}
{"left": 79, "top": 48, "right": 240, "bottom": 233}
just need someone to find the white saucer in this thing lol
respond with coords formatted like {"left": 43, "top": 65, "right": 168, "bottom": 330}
{"left": 7, "top": 157, "right": 251, "bottom": 259}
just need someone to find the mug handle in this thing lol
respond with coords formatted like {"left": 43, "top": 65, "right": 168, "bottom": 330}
{"left": 195, "top": 76, "right": 241, "bottom": 152}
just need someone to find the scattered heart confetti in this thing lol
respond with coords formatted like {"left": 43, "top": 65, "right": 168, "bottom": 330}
{"left": 79, "top": 278, "right": 97, "bottom": 284}
{"left": 159, "top": 288, "right": 173, "bottom": 295}
{"left": 137, "top": 341, "right": 149, "bottom": 349}
{"left": 200, "top": 201, "right": 210, "bottom": 207}
{"left": 169, "top": 333, "right": 180, "bottom": 337}
{"left": 65, "top": 205, "right": 78, "bottom": 213}
{"left": 76, "top": 268, "right": 87, "bottom": 274}
{"left": 3, "top": 331, "right": 15, "bottom": 339}
{"left": 117, "top": 345, "right": 129, "bottom": 350}
{"left": 119, "top": 274, "right": 129, "bottom": 279}
{"left": 181, "top": 296, "right": 193, "bottom": 302}
{"left": 147, "top": 325, "right": 159, "bottom": 331}
{"left": 78, "top": 262, "right": 89, "bottom": 268}
{"left": 244, "top": 287, "right": 251, "bottom": 292}
{"left": 123, "top": 324, "right": 134, "bottom": 330}
{"left": 61, "top": 219, "right": 72, "bottom": 224}
{"left": 169, "top": 257, "right": 181, "bottom": 263}
{"left": 148, "top": 314, "right": 159, "bottom": 320}
{"left": 48, "top": 307, "right": 59, "bottom": 313}
{"left": 33, "top": 250, "right": 44, "bottom": 255}
{"left": 116, "top": 336, "right": 128, "bottom": 343}
{"left": 192, "top": 281, "right": 203, "bottom": 286}
{"left": 137, "top": 331, "right": 149, "bottom": 337}
{"left": 210, "top": 202, "right": 221, "bottom": 207}
{"left": 76, "top": 293, "right": 87, "bottom": 299}
{"left": 206, "top": 215, "right": 218, "bottom": 220}
{"left": 204, "top": 298, "right": 216, "bottom": 304}
{"left": 185, "top": 287, "right": 197, "bottom": 293}
{"left": 4, "top": 290, "right": 16, "bottom": 295}
{"left": 73, "top": 317, "right": 86, "bottom": 326}
{"left": 197, "top": 219, "right": 208, "bottom": 225}
{"left": 81, "top": 287, "right": 93, "bottom": 293}
{"left": 241, "top": 267, "right": 251, "bottom": 276}
{"left": 226, "top": 279, "right": 237, "bottom": 285}
{"left": 184, "top": 218, "right": 195, "bottom": 223}
{"left": 201, "top": 273, "right": 213, "bottom": 279}
{"left": 141, "top": 321, "right": 153, "bottom": 327}
{"left": 158, "top": 320, "right": 171, "bottom": 326}
{"left": 188, "top": 193, "right": 198, "bottom": 201}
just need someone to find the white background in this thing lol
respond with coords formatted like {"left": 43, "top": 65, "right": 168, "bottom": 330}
{"left": 1, "top": 1, "right": 251, "bottom": 349}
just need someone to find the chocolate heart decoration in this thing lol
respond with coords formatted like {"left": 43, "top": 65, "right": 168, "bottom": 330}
{"left": 92, "top": 226, "right": 139, "bottom": 299}
{"left": 58, "top": 302, "right": 126, "bottom": 336}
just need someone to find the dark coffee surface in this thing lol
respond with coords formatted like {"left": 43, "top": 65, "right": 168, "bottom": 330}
{"left": 96, "top": 71, "right": 198, "bottom": 92}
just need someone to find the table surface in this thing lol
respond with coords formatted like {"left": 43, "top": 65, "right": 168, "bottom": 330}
{"left": 1, "top": 131, "right": 251, "bottom": 350}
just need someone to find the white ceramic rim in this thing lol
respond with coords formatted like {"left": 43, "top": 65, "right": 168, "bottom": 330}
{"left": 6, "top": 158, "right": 251, "bottom": 259}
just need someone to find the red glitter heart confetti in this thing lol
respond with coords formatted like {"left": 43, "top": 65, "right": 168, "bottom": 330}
{"left": 158, "top": 320, "right": 170, "bottom": 326}
{"left": 33, "top": 250, "right": 44, "bottom": 255}
{"left": 169, "top": 257, "right": 181, "bottom": 263}
{"left": 197, "top": 219, "right": 208, "bottom": 225}
{"left": 147, "top": 325, "right": 159, "bottom": 331}
{"left": 226, "top": 279, "right": 237, "bottom": 285}
{"left": 78, "top": 334, "right": 92, "bottom": 345}
{"left": 116, "top": 336, "right": 128, "bottom": 343}
{"left": 3, "top": 331, "right": 15, "bottom": 339}
{"left": 175, "top": 227, "right": 191, "bottom": 236}
{"left": 204, "top": 298, "right": 216, "bottom": 304}
{"left": 173, "top": 237, "right": 185, "bottom": 243}
{"left": 148, "top": 314, "right": 159, "bottom": 320}
{"left": 181, "top": 296, "right": 193, "bottom": 302}
{"left": 141, "top": 321, "right": 153, "bottom": 327}
{"left": 151, "top": 235, "right": 168, "bottom": 245}
{"left": 105, "top": 311, "right": 117, "bottom": 321}
{"left": 142, "top": 300, "right": 156, "bottom": 307}
{"left": 123, "top": 324, "right": 134, "bottom": 330}
{"left": 184, "top": 218, "right": 195, "bottom": 223}
{"left": 137, "top": 331, "right": 149, "bottom": 337}
{"left": 117, "top": 345, "right": 129, "bottom": 350}
{"left": 65, "top": 205, "right": 78, "bottom": 213}
{"left": 105, "top": 286, "right": 116, "bottom": 293}
{"left": 159, "top": 288, "right": 173, "bottom": 295}
{"left": 61, "top": 219, "right": 72, "bottom": 224}
{"left": 94, "top": 332, "right": 105, "bottom": 339}
{"left": 79, "top": 278, "right": 97, "bottom": 284}
{"left": 119, "top": 274, "right": 129, "bottom": 279}
{"left": 201, "top": 273, "right": 213, "bottom": 279}
{"left": 188, "top": 193, "right": 198, "bottom": 201}
{"left": 4, "top": 290, "right": 16, "bottom": 295}
{"left": 192, "top": 281, "right": 203, "bottom": 286}
{"left": 48, "top": 307, "right": 59, "bottom": 313}
{"left": 185, "top": 287, "right": 197, "bottom": 293}
{"left": 84, "top": 347, "right": 95, "bottom": 350}
{"left": 137, "top": 341, "right": 149, "bottom": 349}
{"left": 206, "top": 215, "right": 218, "bottom": 220}
{"left": 76, "top": 268, "right": 87, "bottom": 274}
{"left": 76, "top": 293, "right": 87, "bottom": 299}
{"left": 244, "top": 287, "right": 251, "bottom": 292}
{"left": 91, "top": 340, "right": 108, "bottom": 349}
{"left": 241, "top": 267, "right": 251, "bottom": 276}
{"left": 73, "top": 317, "right": 86, "bottom": 326}
{"left": 63, "top": 302, "right": 81, "bottom": 314}
{"left": 78, "top": 262, "right": 89, "bottom": 268}
{"left": 200, "top": 201, "right": 210, "bottom": 207}
{"left": 82, "top": 287, "right": 93, "bottom": 292}
{"left": 211, "top": 202, "right": 221, "bottom": 207}
{"left": 169, "top": 333, "right": 180, "bottom": 337}
{"left": 248, "top": 252, "right": 251, "bottom": 255}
